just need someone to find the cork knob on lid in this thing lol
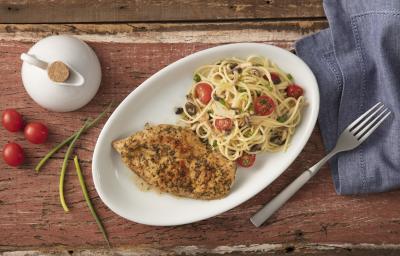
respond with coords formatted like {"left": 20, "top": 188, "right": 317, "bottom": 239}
{"left": 48, "top": 61, "right": 70, "bottom": 83}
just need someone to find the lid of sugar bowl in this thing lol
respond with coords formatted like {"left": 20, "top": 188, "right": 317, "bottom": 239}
{"left": 21, "top": 35, "right": 101, "bottom": 112}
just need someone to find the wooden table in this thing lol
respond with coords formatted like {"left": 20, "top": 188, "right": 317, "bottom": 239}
{"left": 1, "top": 1, "right": 400, "bottom": 255}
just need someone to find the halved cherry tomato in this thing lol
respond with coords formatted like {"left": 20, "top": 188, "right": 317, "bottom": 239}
{"left": 2, "top": 142, "right": 24, "bottom": 167}
{"left": 2, "top": 109, "right": 24, "bottom": 132}
{"left": 195, "top": 82, "right": 213, "bottom": 104}
{"left": 237, "top": 153, "right": 256, "bottom": 168}
{"left": 215, "top": 118, "right": 233, "bottom": 131}
{"left": 24, "top": 122, "right": 48, "bottom": 144}
{"left": 286, "top": 84, "right": 304, "bottom": 99}
{"left": 254, "top": 95, "right": 275, "bottom": 116}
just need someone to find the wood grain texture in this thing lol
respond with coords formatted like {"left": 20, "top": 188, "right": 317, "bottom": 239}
{"left": 0, "top": 21, "right": 328, "bottom": 44}
{"left": 1, "top": 39, "right": 400, "bottom": 253}
{"left": 1, "top": 19, "right": 400, "bottom": 254}
{"left": 0, "top": 0, "right": 325, "bottom": 24}
{"left": 3, "top": 244, "right": 400, "bottom": 256}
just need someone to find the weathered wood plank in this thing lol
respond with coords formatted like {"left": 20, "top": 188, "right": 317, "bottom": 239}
{"left": 1, "top": 38, "right": 400, "bottom": 252}
{"left": 0, "top": 21, "right": 328, "bottom": 44}
{"left": 0, "top": 0, "right": 325, "bottom": 24}
{"left": 2, "top": 244, "right": 400, "bottom": 255}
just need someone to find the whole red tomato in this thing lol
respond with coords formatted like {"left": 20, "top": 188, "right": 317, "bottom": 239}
{"left": 24, "top": 122, "right": 49, "bottom": 144}
{"left": 2, "top": 142, "right": 24, "bottom": 167}
{"left": 2, "top": 109, "right": 24, "bottom": 132}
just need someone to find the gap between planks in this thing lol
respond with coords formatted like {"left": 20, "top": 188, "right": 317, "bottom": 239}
{"left": 0, "top": 21, "right": 327, "bottom": 44}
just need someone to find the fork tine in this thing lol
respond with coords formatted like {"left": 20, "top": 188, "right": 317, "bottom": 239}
{"left": 351, "top": 105, "right": 388, "bottom": 135}
{"left": 354, "top": 108, "right": 388, "bottom": 138}
{"left": 348, "top": 102, "right": 383, "bottom": 131}
{"left": 358, "top": 111, "right": 391, "bottom": 142}
{"left": 352, "top": 105, "right": 386, "bottom": 135}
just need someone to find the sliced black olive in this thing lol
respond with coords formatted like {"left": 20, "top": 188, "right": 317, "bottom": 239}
{"left": 175, "top": 107, "right": 183, "bottom": 115}
{"left": 185, "top": 102, "right": 197, "bottom": 115}
{"left": 270, "top": 134, "right": 286, "bottom": 145}
{"left": 229, "top": 63, "right": 238, "bottom": 69}
{"left": 250, "top": 144, "right": 262, "bottom": 152}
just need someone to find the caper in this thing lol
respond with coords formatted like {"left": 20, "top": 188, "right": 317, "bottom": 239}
{"left": 175, "top": 107, "right": 183, "bottom": 115}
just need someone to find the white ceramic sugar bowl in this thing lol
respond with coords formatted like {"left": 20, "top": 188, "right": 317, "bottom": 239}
{"left": 20, "top": 35, "right": 101, "bottom": 112}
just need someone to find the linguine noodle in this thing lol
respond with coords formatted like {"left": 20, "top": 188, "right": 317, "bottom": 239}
{"left": 180, "top": 55, "right": 305, "bottom": 161}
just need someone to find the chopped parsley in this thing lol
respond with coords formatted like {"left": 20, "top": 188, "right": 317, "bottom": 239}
{"left": 193, "top": 74, "right": 201, "bottom": 82}
{"left": 247, "top": 103, "right": 254, "bottom": 111}
{"left": 277, "top": 114, "right": 288, "bottom": 123}
{"left": 287, "top": 73, "right": 293, "bottom": 81}
{"left": 244, "top": 130, "right": 253, "bottom": 137}
{"left": 218, "top": 98, "right": 228, "bottom": 108}
{"left": 237, "top": 87, "right": 246, "bottom": 93}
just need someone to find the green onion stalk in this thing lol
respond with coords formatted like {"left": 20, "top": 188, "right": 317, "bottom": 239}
{"left": 74, "top": 156, "right": 110, "bottom": 247}
{"left": 35, "top": 102, "right": 112, "bottom": 172}
{"left": 59, "top": 121, "right": 89, "bottom": 212}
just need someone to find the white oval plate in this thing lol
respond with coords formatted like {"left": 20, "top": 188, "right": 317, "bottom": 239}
{"left": 92, "top": 43, "right": 319, "bottom": 226}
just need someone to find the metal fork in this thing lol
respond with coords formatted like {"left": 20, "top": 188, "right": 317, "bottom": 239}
{"left": 250, "top": 102, "right": 391, "bottom": 227}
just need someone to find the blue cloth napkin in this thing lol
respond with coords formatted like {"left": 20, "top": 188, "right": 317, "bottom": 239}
{"left": 295, "top": 0, "right": 400, "bottom": 195}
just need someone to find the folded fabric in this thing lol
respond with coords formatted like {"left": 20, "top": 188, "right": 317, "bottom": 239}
{"left": 295, "top": 0, "right": 400, "bottom": 195}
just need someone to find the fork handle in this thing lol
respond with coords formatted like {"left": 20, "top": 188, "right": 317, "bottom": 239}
{"left": 250, "top": 152, "right": 336, "bottom": 227}
{"left": 250, "top": 170, "right": 312, "bottom": 227}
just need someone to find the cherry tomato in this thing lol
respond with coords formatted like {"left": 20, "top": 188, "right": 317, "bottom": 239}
{"left": 2, "top": 142, "right": 24, "bottom": 167}
{"left": 237, "top": 153, "right": 256, "bottom": 168}
{"left": 2, "top": 109, "right": 24, "bottom": 132}
{"left": 215, "top": 118, "right": 233, "bottom": 131}
{"left": 254, "top": 95, "right": 275, "bottom": 116}
{"left": 286, "top": 84, "right": 304, "bottom": 99}
{"left": 24, "top": 122, "right": 48, "bottom": 144}
{"left": 195, "top": 82, "right": 213, "bottom": 104}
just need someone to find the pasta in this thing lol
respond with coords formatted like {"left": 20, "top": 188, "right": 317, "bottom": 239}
{"left": 179, "top": 55, "right": 305, "bottom": 162}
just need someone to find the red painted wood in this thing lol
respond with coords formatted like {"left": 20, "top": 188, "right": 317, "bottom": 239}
{"left": 0, "top": 40, "right": 400, "bottom": 250}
